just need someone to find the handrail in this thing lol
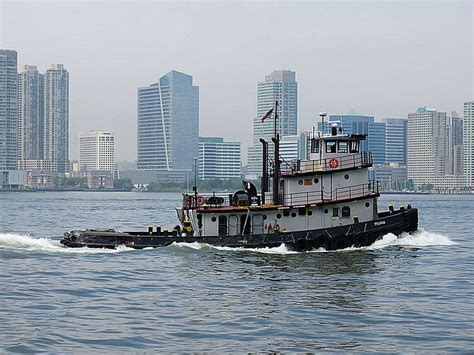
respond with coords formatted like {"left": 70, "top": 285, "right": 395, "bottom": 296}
{"left": 280, "top": 152, "right": 372, "bottom": 175}
{"left": 281, "top": 181, "right": 379, "bottom": 207}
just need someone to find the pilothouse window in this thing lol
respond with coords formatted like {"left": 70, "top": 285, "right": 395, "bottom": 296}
{"left": 326, "top": 141, "right": 336, "bottom": 153}
{"left": 350, "top": 140, "right": 360, "bottom": 153}
{"left": 338, "top": 141, "right": 348, "bottom": 153}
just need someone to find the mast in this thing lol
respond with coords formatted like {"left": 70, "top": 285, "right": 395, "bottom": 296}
{"left": 260, "top": 138, "right": 268, "bottom": 205}
{"left": 272, "top": 101, "right": 280, "bottom": 205}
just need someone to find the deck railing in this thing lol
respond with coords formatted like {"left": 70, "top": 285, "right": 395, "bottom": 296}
{"left": 281, "top": 181, "right": 379, "bottom": 207}
{"left": 280, "top": 152, "right": 372, "bottom": 176}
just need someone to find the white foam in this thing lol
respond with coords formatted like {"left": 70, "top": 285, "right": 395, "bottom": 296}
{"left": 172, "top": 228, "right": 455, "bottom": 255}
{"left": 0, "top": 233, "right": 134, "bottom": 254}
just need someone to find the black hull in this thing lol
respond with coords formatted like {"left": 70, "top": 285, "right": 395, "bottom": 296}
{"left": 61, "top": 208, "right": 418, "bottom": 252}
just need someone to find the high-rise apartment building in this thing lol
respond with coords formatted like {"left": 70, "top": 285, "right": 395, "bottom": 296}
{"left": 247, "top": 70, "right": 297, "bottom": 176}
{"left": 137, "top": 70, "right": 199, "bottom": 171}
{"left": 79, "top": 131, "right": 115, "bottom": 172}
{"left": 18, "top": 65, "right": 44, "bottom": 164}
{"left": 43, "top": 64, "right": 69, "bottom": 173}
{"left": 407, "top": 107, "right": 449, "bottom": 187}
{"left": 0, "top": 49, "right": 18, "bottom": 170}
{"left": 464, "top": 101, "right": 474, "bottom": 187}
{"left": 198, "top": 137, "right": 241, "bottom": 180}
{"left": 384, "top": 118, "right": 407, "bottom": 165}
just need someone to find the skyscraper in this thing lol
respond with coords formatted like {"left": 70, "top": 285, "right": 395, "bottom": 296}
{"left": 137, "top": 70, "right": 199, "bottom": 171}
{"left": 198, "top": 137, "right": 241, "bottom": 180}
{"left": 0, "top": 49, "right": 18, "bottom": 170}
{"left": 43, "top": 64, "right": 69, "bottom": 173}
{"left": 384, "top": 118, "right": 407, "bottom": 165}
{"left": 247, "top": 70, "right": 297, "bottom": 176}
{"left": 407, "top": 106, "right": 448, "bottom": 186}
{"left": 18, "top": 65, "right": 44, "bottom": 164}
{"left": 463, "top": 101, "right": 474, "bottom": 187}
{"left": 79, "top": 131, "right": 115, "bottom": 172}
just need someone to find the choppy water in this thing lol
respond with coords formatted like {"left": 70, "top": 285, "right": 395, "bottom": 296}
{"left": 0, "top": 192, "right": 473, "bottom": 352}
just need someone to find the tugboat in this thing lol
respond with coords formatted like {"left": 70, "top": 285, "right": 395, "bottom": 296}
{"left": 61, "top": 109, "right": 418, "bottom": 251}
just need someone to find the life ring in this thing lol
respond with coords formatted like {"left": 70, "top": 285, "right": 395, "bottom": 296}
{"left": 196, "top": 195, "right": 205, "bottom": 206}
{"left": 329, "top": 158, "right": 339, "bottom": 169}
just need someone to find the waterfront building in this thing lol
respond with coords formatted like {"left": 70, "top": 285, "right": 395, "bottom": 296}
{"left": 85, "top": 170, "right": 114, "bottom": 189}
{"left": 383, "top": 118, "right": 407, "bottom": 165}
{"left": 137, "top": 70, "right": 199, "bottom": 172}
{"left": 1, "top": 170, "right": 27, "bottom": 189}
{"left": 43, "top": 64, "right": 69, "bottom": 173}
{"left": 464, "top": 101, "right": 474, "bottom": 187}
{"left": 368, "top": 163, "right": 408, "bottom": 191}
{"left": 247, "top": 70, "right": 297, "bottom": 176}
{"left": 199, "top": 137, "right": 241, "bottom": 180}
{"left": 79, "top": 131, "right": 115, "bottom": 172}
{"left": 407, "top": 106, "right": 450, "bottom": 188}
{"left": 0, "top": 49, "right": 18, "bottom": 170}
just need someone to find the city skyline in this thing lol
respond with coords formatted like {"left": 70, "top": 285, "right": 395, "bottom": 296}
{"left": 1, "top": 1, "right": 471, "bottom": 162}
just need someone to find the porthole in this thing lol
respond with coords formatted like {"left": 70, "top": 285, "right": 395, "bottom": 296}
{"left": 276, "top": 213, "right": 282, "bottom": 219}
{"left": 291, "top": 212, "right": 296, "bottom": 218}
{"left": 313, "top": 178, "right": 319, "bottom": 184}
{"left": 324, "top": 209, "right": 329, "bottom": 214}
{"left": 211, "top": 216, "right": 217, "bottom": 222}
{"left": 263, "top": 215, "right": 267, "bottom": 220}
{"left": 365, "top": 202, "right": 370, "bottom": 208}
{"left": 308, "top": 210, "right": 313, "bottom": 216}
{"left": 298, "top": 180, "right": 303, "bottom": 185}
{"left": 344, "top": 174, "right": 350, "bottom": 180}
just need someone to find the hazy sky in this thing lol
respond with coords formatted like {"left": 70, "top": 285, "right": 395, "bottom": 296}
{"left": 1, "top": 0, "right": 472, "bottom": 162}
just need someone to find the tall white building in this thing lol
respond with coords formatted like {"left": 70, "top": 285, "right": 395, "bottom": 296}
{"left": 464, "top": 101, "right": 474, "bottom": 187}
{"left": 0, "top": 49, "right": 18, "bottom": 170}
{"left": 407, "top": 106, "right": 463, "bottom": 189}
{"left": 199, "top": 137, "right": 241, "bottom": 180}
{"left": 247, "top": 70, "right": 298, "bottom": 176}
{"left": 79, "top": 131, "right": 115, "bottom": 172}
{"left": 18, "top": 65, "right": 44, "bottom": 164}
{"left": 44, "top": 64, "right": 69, "bottom": 173}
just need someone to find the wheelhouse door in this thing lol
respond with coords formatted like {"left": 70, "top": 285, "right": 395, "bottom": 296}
{"left": 252, "top": 214, "right": 264, "bottom": 235}
{"left": 228, "top": 215, "right": 239, "bottom": 236}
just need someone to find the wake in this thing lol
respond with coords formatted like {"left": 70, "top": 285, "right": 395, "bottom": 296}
{"left": 0, "top": 233, "right": 133, "bottom": 254}
{"left": 172, "top": 228, "right": 456, "bottom": 255}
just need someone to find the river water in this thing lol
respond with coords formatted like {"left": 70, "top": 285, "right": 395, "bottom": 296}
{"left": 0, "top": 192, "right": 472, "bottom": 352}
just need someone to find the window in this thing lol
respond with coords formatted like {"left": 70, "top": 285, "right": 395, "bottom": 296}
{"left": 276, "top": 213, "right": 282, "bottom": 219}
{"left": 324, "top": 209, "right": 329, "bottom": 214}
{"left": 291, "top": 212, "right": 297, "bottom": 217}
{"left": 344, "top": 174, "right": 349, "bottom": 180}
{"left": 313, "top": 178, "right": 319, "bottom": 184}
{"left": 326, "top": 140, "right": 336, "bottom": 153}
{"left": 342, "top": 206, "right": 351, "bottom": 217}
{"left": 350, "top": 140, "right": 359, "bottom": 153}
{"left": 298, "top": 180, "right": 303, "bottom": 185}
{"left": 311, "top": 138, "right": 319, "bottom": 153}
{"left": 365, "top": 202, "right": 370, "bottom": 208}
{"left": 338, "top": 141, "right": 348, "bottom": 153}
{"left": 333, "top": 208, "right": 339, "bottom": 217}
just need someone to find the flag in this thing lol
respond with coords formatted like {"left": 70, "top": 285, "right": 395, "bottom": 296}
{"left": 261, "top": 108, "right": 273, "bottom": 122}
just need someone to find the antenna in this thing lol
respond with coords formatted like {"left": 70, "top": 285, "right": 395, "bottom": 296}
{"left": 319, "top": 112, "right": 327, "bottom": 135}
